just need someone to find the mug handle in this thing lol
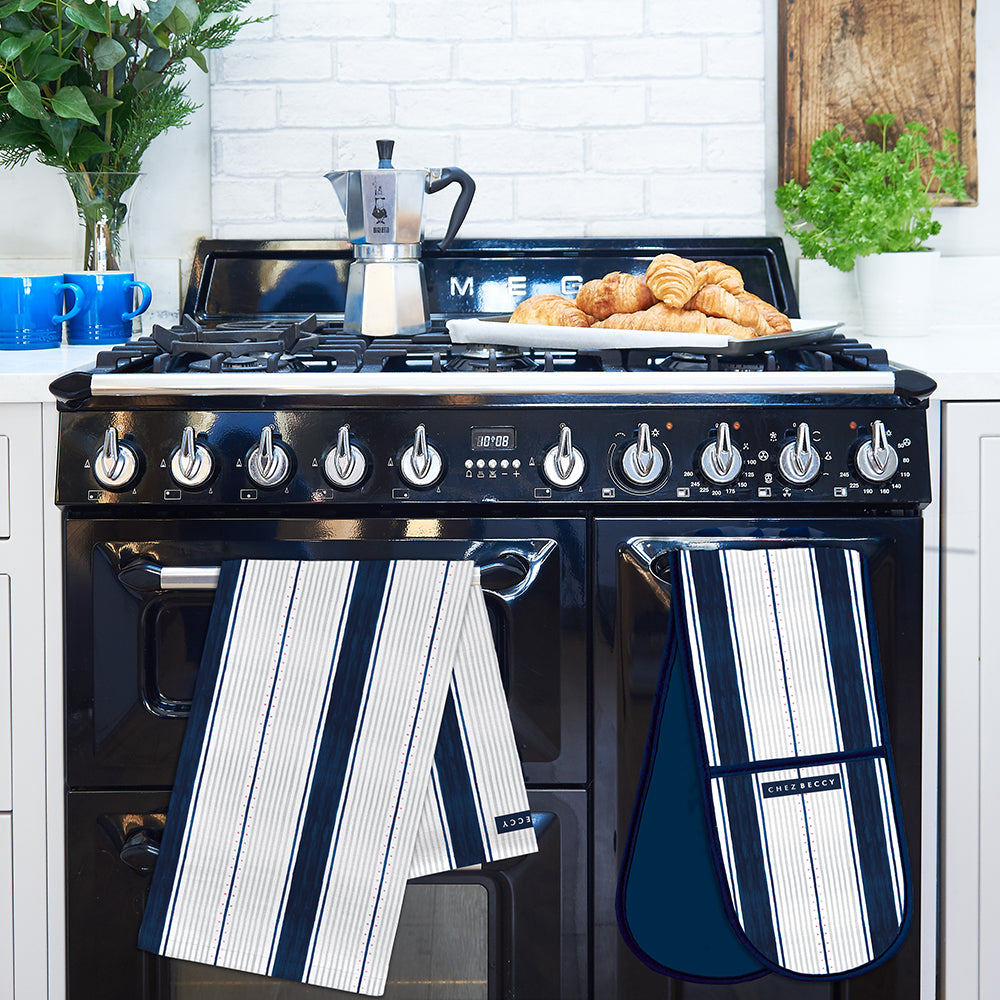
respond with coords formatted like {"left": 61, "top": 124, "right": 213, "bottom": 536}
{"left": 54, "top": 281, "right": 85, "bottom": 324}
{"left": 122, "top": 280, "right": 152, "bottom": 322}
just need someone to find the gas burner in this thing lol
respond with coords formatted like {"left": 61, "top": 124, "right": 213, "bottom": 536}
{"left": 188, "top": 352, "right": 299, "bottom": 374}
{"left": 444, "top": 344, "right": 541, "bottom": 373}
{"left": 150, "top": 313, "right": 322, "bottom": 360}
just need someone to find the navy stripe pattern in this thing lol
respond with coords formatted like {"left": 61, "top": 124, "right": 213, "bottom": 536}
{"left": 138, "top": 560, "right": 536, "bottom": 996}
{"left": 675, "top": 546, "right": 909, "bottom": 978}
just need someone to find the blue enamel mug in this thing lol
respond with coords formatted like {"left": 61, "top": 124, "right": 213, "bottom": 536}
{"left": 0, "top": 274, "right": 84, "bottom": 350}
{"left": 65, "top": 271, "right": 153, "bottom": 345}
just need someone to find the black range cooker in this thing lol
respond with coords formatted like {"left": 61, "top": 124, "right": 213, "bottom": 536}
{"left": 51, "top": 238, "right": 934, "bottom": 1000}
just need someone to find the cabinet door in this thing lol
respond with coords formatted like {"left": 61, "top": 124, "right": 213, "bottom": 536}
{"left": 941, "top": 402, "right": 1000, "bottom": 1000}
{"left": 0, "top": 814, "right": 12, "bottom": 1000}
{"left": 0, "top": 575, "right": 9, "bottom": 811}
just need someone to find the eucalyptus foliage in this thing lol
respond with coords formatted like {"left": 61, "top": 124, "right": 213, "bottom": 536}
{"left": 776, "top": 114, "right": 969, "bottom": 273}
{"left": 0, "top": 0, "right": 264, "bottom": 172}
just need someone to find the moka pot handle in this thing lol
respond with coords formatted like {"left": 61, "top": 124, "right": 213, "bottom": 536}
{"left": 426, "top": 168, "right": 476, "bottom": 251}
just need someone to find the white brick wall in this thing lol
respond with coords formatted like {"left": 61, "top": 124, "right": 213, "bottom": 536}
{"left": 210, "top": 0, "right": 767, "bottom": 241}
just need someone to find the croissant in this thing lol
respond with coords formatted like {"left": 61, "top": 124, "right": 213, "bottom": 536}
{"left": 592, "top": 304, "right": 704, "bottom": 332}
{"left": 737, "top": 290, "right": 792, "bottom": 333}
{"left": 509, "top": 294, "right": 592, "bottom": 328}
{"left": 644, "top": 254, "right": 701, "bottom": 308}
{"left": 593, "top": 304, "right": 758, "bottom": 340}
{"left": 685, "top": 284, "right": 772, "bottom": 337}
{"left": 576, "top": 272, "right": 655, "bottom": 320}
{"left": 695, "top": 260, "right": 744, "bottom": 294}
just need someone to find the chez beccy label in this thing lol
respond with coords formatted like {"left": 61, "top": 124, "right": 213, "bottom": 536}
{"left": 494, "top": 810, "right": 534, "bottom": 834}
{"left": 761, "top": 773, "right": 843, "bottom": 798}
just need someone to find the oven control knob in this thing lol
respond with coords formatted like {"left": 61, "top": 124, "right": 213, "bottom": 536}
{"left": 854, "top": 419, "right": 899, "bottom": 482}
{"left": 399, "top": 424, "right": 444, "bottom": 488}
{"left": 323, "top": 425, "right": 368, "bottom": 489}
{"left": 620, "top": 422, "right": 667, "bottom": 487}
{"left": 170, "top": 426, "right": 214, "bottom": 489}
{"left": 699, "top": 421, "right": 743, "bottom": 485}
{"left": 777, "top": 422, "right": 821, "bottom": 486}
{"left": 93, "top": 427, "right": 141, "bottom": 491}
{"left": 247, "top": 426, "right": 293, "bottom": 488}
{"left": 542, "top": 424, "right": 586, "bottom": 489}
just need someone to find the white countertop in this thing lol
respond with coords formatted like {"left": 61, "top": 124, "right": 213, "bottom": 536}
{"left": 1, "top": 328, "right": 998, "bottom": 404}
{"left": 868, "top": 326, "right": 1000, "bottom": 401}
{"left": 0, "top": 344, "right": 108, "bottom": 402}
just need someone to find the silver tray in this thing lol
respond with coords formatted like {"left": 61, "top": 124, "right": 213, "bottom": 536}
{"left": 446, "top": 316, "right": 843, "bottom": 355}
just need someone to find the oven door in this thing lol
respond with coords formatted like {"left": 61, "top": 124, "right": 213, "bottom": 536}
{"left": 66, "top": 786, "right": 587, "bottom": 1000}
{"left": 592, "top": 517, "right": 926, "bottom": 1000}
{"left": 65, "top": 516, "right": 585, "bottom": 788}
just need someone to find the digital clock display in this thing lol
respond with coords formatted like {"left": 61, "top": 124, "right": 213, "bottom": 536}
{"left": 471, "top": 426, "right": 516, "bottom": 451}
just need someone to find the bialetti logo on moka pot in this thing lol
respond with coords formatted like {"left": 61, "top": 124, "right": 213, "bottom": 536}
{"left": 761, "top": 773, "right": 843, "bottom": 798}
{"left": 494, "top": 810, "right": 534, "bottom": 833}
{"left": 370, "top": 181, "right": 389, "bottom": 234}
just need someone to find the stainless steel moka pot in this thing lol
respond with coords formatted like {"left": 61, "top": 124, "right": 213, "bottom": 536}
{"left": 325, "top": 140, "right": 476, "bottom": 337}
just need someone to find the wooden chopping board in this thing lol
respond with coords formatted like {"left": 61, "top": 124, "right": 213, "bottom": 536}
{"left": 779, "top": 0, "right": 977, "bottom": 205}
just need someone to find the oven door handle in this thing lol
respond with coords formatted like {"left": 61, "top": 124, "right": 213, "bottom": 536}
{"left": 119, "top": 553, "right": 539, "bottom": 601}
{"left": 623, "top": 534, "right": 877, "bottom": 585}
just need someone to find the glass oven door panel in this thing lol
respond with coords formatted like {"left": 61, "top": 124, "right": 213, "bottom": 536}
{"left": 66, "top": 788, "right": 587, "bottom": 1000}
{"left": 592, "top": 517, "right": 924, "bottom": 1000}
{"left": 65, "top": 517, "right": 585, "bottom": 789}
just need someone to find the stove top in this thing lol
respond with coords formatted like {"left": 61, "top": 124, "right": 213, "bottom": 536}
{"left": 50, "top": 311, "right": 936, "bottom": 405}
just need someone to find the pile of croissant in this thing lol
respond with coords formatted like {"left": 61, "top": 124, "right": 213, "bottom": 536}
{"left": 509, "top": 254, "right": 792, "bottom": 340}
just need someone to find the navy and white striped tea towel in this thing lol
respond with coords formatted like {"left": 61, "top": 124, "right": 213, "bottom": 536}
{"left": 619, "top": 544, "right": 911, "bottom": 982}
{"left": 138, "top": 559, "right": 537, "bottom": 996}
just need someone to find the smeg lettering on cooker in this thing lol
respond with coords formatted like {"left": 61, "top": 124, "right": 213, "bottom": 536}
{"left": 50, "top": 233, "right": 934, "bottom": 1000}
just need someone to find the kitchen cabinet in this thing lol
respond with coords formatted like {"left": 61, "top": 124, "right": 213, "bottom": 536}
{"left": 940, "top": 401, "right": 1000, "bottom": 1000}
{"left": 0, "top": 402, "right": 55, "bottom": 1000}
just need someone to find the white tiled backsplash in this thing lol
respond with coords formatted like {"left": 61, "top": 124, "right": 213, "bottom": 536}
{"left": 208, "top": 0, "right": 768, "bottom": 241}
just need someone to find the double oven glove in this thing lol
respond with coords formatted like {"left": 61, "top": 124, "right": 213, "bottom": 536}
{"left": 618, "top": 544, "right": 912, "bottom": 982}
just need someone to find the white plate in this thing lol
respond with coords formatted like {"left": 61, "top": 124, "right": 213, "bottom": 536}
{"left": 446, "top": 315, "right": 843, "bottom": 353}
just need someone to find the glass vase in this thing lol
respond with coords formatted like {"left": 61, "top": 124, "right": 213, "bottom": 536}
{"left": 63, "top": 170, "right": 143, "bottom": 273}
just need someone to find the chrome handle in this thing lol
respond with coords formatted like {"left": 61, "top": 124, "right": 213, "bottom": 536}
{"left": 334, "top": 425, "right": 356, "bottom": 478}
{"left": 170, "top": 426, "right": 214, "bottom": 489}
{"left": 556, "top": 426, "right": 574, "bottom": 480}
{"left": 413, "top": 424, "right": 431, "bottom": 479}
{"left": 793, "top": 422, "right": 811, "bottom": 476}
{"left": 247, "top": 426, "right": 291, "bottom": 488}
{"left": 699, "top": 422, "right": 742, "bottom": 484}
{"left": 715, "top": 421, "right": 733, "bottom": 475}
{"left": 871, "top": 419, "right": 891, "bottom": 473}
{"left": 620, "top": 422, "right": 666, "bottom": 487}
{"left": 118, "top": 556, "right": 537, "bottom": 599}
{"left": 777, "top": 421, "right": 821, "bottom": 486}
{"left": 323, "top": 425, "right": 367, "bottom": 489}
{"left": 542, "top": 425, "right": 586, "bottom": 488}
{"left": 855, "top": 419, "right": 899, "bottom": 482}
{"left": 399, "top": 424, "right": 444, "bottom": 488}
{"left": 180, "top": 426, "right": 198, "bottom": 479}
{"left": 260, "top": 426, "right": 278, "bottom": 479}
{"left": 93, "top": 427, "right": 139, "bottom": 490}
{"left": 635, "top": 423, "right": 654, "bottom": 477}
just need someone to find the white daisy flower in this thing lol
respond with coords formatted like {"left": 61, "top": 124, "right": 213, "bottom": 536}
{"left": 81, "top": 0, "right": 151, "bottom": 16}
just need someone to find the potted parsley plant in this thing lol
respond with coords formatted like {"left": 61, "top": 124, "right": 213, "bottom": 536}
{"left": 776, "top": 113, "right": 968, "bottom": 337}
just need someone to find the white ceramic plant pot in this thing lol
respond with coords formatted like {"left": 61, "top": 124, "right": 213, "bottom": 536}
{"left": 854, "top": 250, "right": 940, "bottom": 339}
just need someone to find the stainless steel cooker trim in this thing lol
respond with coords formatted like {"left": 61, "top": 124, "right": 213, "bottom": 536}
{"left": 89, "top": 370, "right": 898, "bottom": 397}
